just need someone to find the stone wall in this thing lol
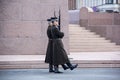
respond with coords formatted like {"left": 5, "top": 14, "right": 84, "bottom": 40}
{"left": 0, "top": 0, "right": 69, "bottom": 55}
{"left": 80, "top": 7, "right": 120, "bottom": 45}
{"left": 68, "top": 0, "right": 76, "bottom": 10}
{"left": 69, "top": 10, "right": 80, "bottom": 24}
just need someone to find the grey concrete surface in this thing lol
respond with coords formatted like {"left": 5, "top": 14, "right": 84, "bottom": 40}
{"left": 0, "top": 68, "right": 120, "bottom": 80}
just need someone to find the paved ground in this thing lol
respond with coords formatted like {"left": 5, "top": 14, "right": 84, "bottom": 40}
{"left": 0, "top": 68, "right": 120, "bottom": 80}
{"left": 0, "top": 52, "right": 120, "bottom": 79}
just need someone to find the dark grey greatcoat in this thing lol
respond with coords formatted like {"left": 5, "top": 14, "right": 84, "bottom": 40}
{"left": 45, "top": 26, "right": 70, "bottom": 65}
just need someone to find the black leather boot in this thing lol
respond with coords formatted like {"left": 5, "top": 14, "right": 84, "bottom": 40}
{"left": 66, "top": 63, "right": 78, "bottom": 70}
{"left": 49, "top": 64, "right": 54, "bottom": 72}
{"left": 61, "top": 64, "right": 69, "bottom": 70}
{"left": 54, "top": 65, "right": 63, "bottom": 73}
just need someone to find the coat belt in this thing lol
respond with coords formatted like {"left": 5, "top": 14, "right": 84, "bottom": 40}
{"left": 49, "top": 38, "right": 61, "bottom": 40}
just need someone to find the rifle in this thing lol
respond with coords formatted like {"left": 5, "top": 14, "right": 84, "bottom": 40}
{"left": 58, "top": 9, "right": 61, "bottom": 31}
{"left": 53, "top": 9, "right": 61, "bottom": 31}
{"left": 54, "top": 9, "right": 56, "bottom": 17}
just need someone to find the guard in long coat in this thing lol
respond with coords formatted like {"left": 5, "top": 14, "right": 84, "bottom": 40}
{"left": 45, "top": 19, "right": 55, "bottom": 72}
{"left": 45, "top": 17, "right": 78, "bottom": 73}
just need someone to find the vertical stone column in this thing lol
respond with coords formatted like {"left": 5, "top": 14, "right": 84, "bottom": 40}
{"left": 98, "top": 0, "right": 101, "bottom": 5}
{"left": 91, "top": 0, "right": 93, "bottom": 7}
{"left": 82, "top": 0, "right": 85, "bottom": 7}
{"left": 118, "top": 0, "right": 120, "bottom": 3}
{"left": 103, "top": 0, "right": 106, "bottom": 4}
{"left": 114, "top": 0, "right": 116, "bottom": 3}
{"left": 87, "top": 0, "right": 90, "bottom": 7}
{"left": 76, "top": 0, "right": 80, "bottom": 9}
{"left": 0, "top": 0, "right": 69, "bottom": 55}
{"left": 94, "top": 0, "right": 96, "bottom": 6}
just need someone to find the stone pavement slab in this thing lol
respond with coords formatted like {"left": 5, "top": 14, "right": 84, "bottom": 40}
{"left": 0, "top": 52, "right": 120, "bottom": 68}
{"left": 70, "top": 52, "right": 120, "bottom": 60}
{"left": 0, "top": 52, "right": 120, "bottom": 61}
{"left": 0, "top": 68, "right": 120, "bottom": 80}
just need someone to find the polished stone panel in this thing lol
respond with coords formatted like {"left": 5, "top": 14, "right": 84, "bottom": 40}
{"left": 0, "top": 21, "right": 42, "bottom": 38}
{"left": 0, "top": 0, "right": 21, "bottom": 21}
{"left": 21, "top": 0, "right": 41, "bottom": 21}
{"left": 0, "top": 0, "right": 69, "bottom": 55}
{"left": 0, "top": 38, "right": 45, "bottom": 55}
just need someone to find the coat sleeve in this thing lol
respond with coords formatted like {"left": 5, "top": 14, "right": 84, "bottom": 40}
{"left": 47, "top": 28, "right": 51, "bottom": 38}
{"left": 54, "top": 27, "right": 64, "bottom": 38}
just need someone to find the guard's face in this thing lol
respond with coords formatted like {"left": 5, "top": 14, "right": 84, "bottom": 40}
{"left": 48, "top": 22, "right": 53, "bottom": 26}
{"left": 49, "top": 22, "right": 53, "bottom": 26}
{"left": 54, "top": 20, "right": 58, "bottom": 26}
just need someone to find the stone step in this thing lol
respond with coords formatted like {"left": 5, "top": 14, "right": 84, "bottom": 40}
{"left": 70, "top": 39, "right": 108, "bottom": 42}
{"left": 69, "top": 45, "right": 117, "bottom": 48}
{"left": 70, "top": 40, "right": 108, "bottom": 43}
{"left": 0, "top": 52, "right": 120, "bottom": 69}
{"left": 69, "top": 35, "right": 100, "bottom": 38}
{"left": 69, "top": 46, "right": 120, "bottom": 48}
{"left": 69, "top": 39, "right": 111, "bottom": 42}
{"left": 69, "top": 34, "right": 99, "bottom": 39}
{"left": 0, "top": 61, "right": 55, "bottom": 69}
{"left": 69, "top": 24, "right": 80, "bottom": 27}
{"left": 0, "top": 60, "right": 120, "bottom": 69}
{"left": 69, "top": 28, "right": 90, "bottom": 30}
{"left": 69, "top": 32, "right": 99, "bottom": 35}
{"left": 70, "top": 42, "right": 116, "bottom": 45}
{"left": 69, "top": 45, "right": 117, "bottom": 47}
{"left": 69, "top": 42, "right": 120, "bottom": 47}
{"left": 69, "top": 31, "right": 96, "bottom": 34}
{"left": 70, "top": 49, "right": 120, "bottom": 52}
{"left": 72, "top": 60, "right": 120, "bottom": 68}
{"left": 69, "top": 26, "right": 89, "bottom": 30}
{"left": 69, "top": 24, "right": 120, "bottom": 52}
{"left": 0, "top": 61, "right": 48, "bottom": 69}
{"left": 69, "top": 28, "right": 88, "bottom": 32}
{"left": 69, "top": 38, "right": 106, "bottom": 40}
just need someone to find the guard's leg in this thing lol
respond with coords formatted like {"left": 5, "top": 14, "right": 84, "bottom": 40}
{"left": 66, "top": 62, "right": 78, "bottom": 70}
{"left": 61, "top": 64, "right": 69, "bottom": 70}
{"left": 49, "top": 64, "right": 54, "bottom": 72}
{"left": 54, "top": 65, "right": 63, "bottom": 73}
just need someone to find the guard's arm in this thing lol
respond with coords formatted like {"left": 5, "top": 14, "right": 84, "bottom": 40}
{"left": 54, "top": 27, "right": 64, "bottom": 38}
